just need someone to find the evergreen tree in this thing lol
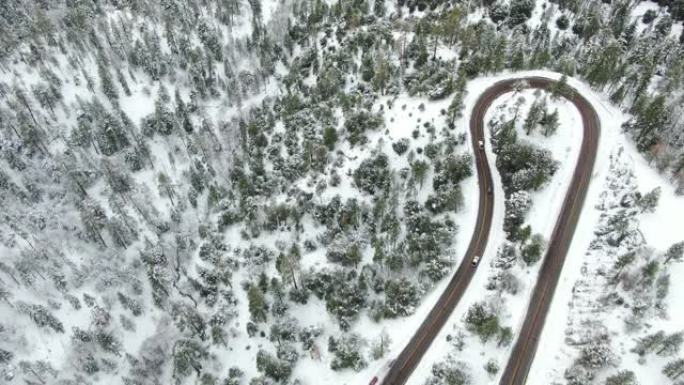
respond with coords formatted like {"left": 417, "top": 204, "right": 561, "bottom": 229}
{"left": 550, "top": 75, "right": 570, "bottom": 100}
{"left": 256, "top": 349, "right": 293, "bottom": 382}
{"left": 585, "top": 38, "right": 622, "bottom": 86}
{"left": 663, "top": 359, "right": 684, "bottom": 380}
{"left": 323, "top": 126, "right": 338, "bottom": 150}
{"left": 276, "top": 244, "right": 301, "bottom": 289}
{"left": 465, "top": 302, "right": 501, "bottom": 342}
{"left": 605, "top": 370, "right": 637, "bottom": 385}
{"left": 97, "top": 112, "right": 130, "bottom": 155}
{"left": 373, "top": 55, "right": 392, "bottom": 95}
{"left": 425, "top": 357, "right": 471, "bottom": 385}
{"left": 97, "top": 58, "right": 118, "bottom": 102}
{"left": 665, "top": 241, "right": 684, "bottom": 264}
{"left": 329, "top": 334, "right": 367, "bottom": 371}
{"left": 523, "top": 98, "right": 544, "bottom": 135}
{"left": 638, "top": 187, "right": 661, "bottom": 213}
{"left": 173, "top": 339, "right": 208, "bottom": 382}
{"left": 411, "top": 160, "right": 430, "bottom": 187}
{"left": 630, "top": 95, "right": 669, "bottom": 151}
{"left": 248, "top": 285, "right": 268, "bottom": 323}
{"left": 383, "top": 277, "right": 419, "bottom": 318}
{"left": 508, "top": 0, "right": 535, "bottom": 26}
{"left": 632, "top": 331, "right": 666, "bottom": 356}
{"left": 447, "top": 74, "right": 467, "bottom": 127}
{"left": 361, "top": 51, "right": 375, "bottom": 82}
{"left": 540, "top": 108, "right": 559, "bottom": 136}
{"left": 657, "top": 333, "right": 684, "bottom": 356}
{"left": 521, "top": 234, "right": 544, "bottom": 265}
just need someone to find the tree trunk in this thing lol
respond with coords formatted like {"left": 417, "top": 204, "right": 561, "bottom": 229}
{"left": 290, "top": 269, "right": 298, "bottom": 290}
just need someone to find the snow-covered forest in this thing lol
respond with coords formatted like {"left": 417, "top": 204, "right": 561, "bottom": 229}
{"left": 0, "top": 0, "right": 684, "bottom": 385}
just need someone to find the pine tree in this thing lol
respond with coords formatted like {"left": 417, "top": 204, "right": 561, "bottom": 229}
{"left": 116, "top": 68, "right": 131, "bottom": 96}
{"left": 465, "top": 302, "right": 502, "bottom": 342}
{"left": 524, "top": 99, "right": 544, "bottom": 135}
{"left": 383, "top": 277, "right": 419, "bottom": 318}
{"left": 663, "top": 358, "right": 684, "bottom": 380}
{"left": 508, "top": 0, "right": 535, "bottom": 26}
{"left": 521, "top": 234, "right": 544, "bottom": 265}
{"left": 276, "top": 244, "right": 301, "bottom": 289}
{"left": 447, "top": 89, "right": 466, "bottom": 128}
{"left": 550, "top": 75, "right": 570, "bottom": 100}
{"left": 256, "top": 349, "right": 293, "bottom": 381}
{"left": 441, "top": 6, "right": 463, "bottom": 46}
{"left": 425, "top": 357, "right": 471, "bottom": 385}
{"left": 323, "top": 126, "right": 338, "bottom": 150}
{"left": 411, "top": 160, "right": 430, "bottom": 187}
{"left": 31, "top": 82, "right": 61, "bottom": 116}
{"left": 373, "top": 0, "right": 386, "bottom": 18}
{"left": 361, "top": 51, "right": 375, "bottom": 82}
{"left": 609, "top": 1, "right": 630, "bottom": 38}
{"left": 611, "top": 251, "right": 636, "bottom": 282}
{"left": 556, "top": 15, "right": 570, "bottom": 30}
{"left": 446, "top": 69, "right": 468, "bottom": 127}
{"left": 97, "top": 112, "right": 130, "bottom": 155}
{"left": 414, "top": 35, "right": 429, "bottom": 68}
{"left": 632, "top": 95, "right": 669, "bottom": 151}
{"left": 605, "top": 370, "right": 637, "bottom": 385}
{"left": 329, "top": 334, "right": 367, "bottom": 371}
{"left": 371, "top": 241, "right": 386, "bottom": 264}
{"left": 157, "top": 172, "right": 176, "bottom": 206}
{"left": 370, "top": 330, "right": 391, "bottom": 359}
{"left": 540, "top": 108, "right": 559, "bottom": 136}
{"left": 79, "top": 199, "right": 108, "bottom": 247}
{"left": 665, "top": 241, "right": 684, "bottom": 264}
{"left": 18, "top": 303, "right": 65, "bottom": 333}
{"left": 632, "top": 331, "right": 665, "bottom": 356}
{"left": 97, "top": 58, "right": 118, "bottom": 102}
{"left": 656, "top": 16, "right": 673, "bottom": 37}
{"left": 585, "top": 38, "right": 622, "bottom": 87}
{"left": 373, "top": 55, "right": 392, "bottom": 95}
{"left": 173, "top": 339, "right": 208, "bottom": 382}
{"left": 248, "top": 285, "right": 268, "bottom": 323}
{"left": 638, "top": 187, "right": 661, "bottom": 213}
{"left": 657, "top": 333, "right": 684, "bottom": 356}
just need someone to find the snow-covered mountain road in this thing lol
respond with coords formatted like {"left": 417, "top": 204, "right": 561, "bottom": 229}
{"left": 381, "top": 76, "right": 600, "bottom": 385}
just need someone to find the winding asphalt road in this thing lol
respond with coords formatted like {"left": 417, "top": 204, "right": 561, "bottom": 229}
{"left": 380, "top": 77, "right": 600, "bottom": 385}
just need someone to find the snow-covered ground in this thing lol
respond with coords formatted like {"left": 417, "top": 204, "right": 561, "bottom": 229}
{"left": 197, "top": 81, "right": 483, "bottom": 385}
{"left": 530, "top": 129, "right": 684, "bottom": 384}
{"left": 3, "top": 0, "right": 684, "bottom": 382}
{"left": 285, "top": 91, "right": 482, "bottom": 385}
{"left": 525, "top": 71, "right": 684, "bottom": 384}
{"left": 632, "top": 0, "right": 684, "bottom": 38}
{"left": 224, "top": 70, "right": 602, "bottom": 385}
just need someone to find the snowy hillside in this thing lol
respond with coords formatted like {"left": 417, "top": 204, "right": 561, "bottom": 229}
{"left": 1, "top": 1, "right": 684, "bottom": 385}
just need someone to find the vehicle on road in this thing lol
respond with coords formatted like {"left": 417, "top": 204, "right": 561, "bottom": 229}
{"left": 471, "top": 255, "right": 481, "bottom": 266}
{"left": 369, "top": 376, "right": 378, "bottom": 385}
{"left": 478, "top": 140, "right": 484, "bottom": 149}
{"left": 487, "top": 186, "right": 492, "bottom": 195}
